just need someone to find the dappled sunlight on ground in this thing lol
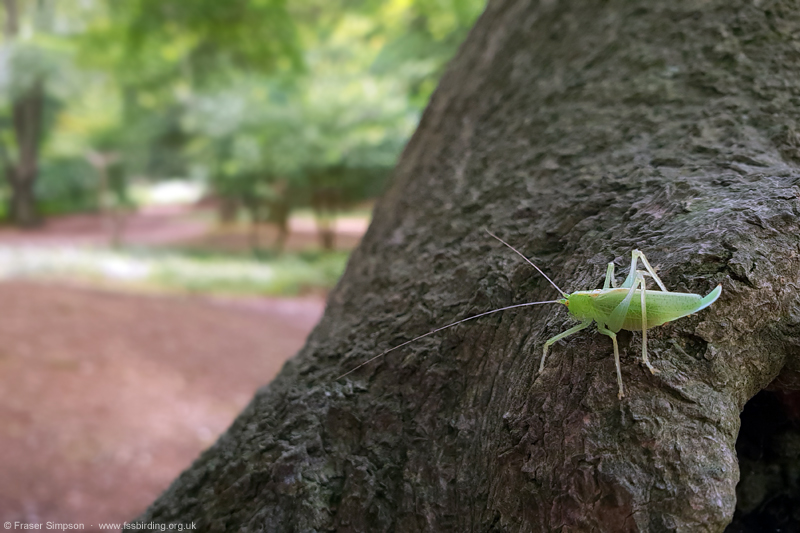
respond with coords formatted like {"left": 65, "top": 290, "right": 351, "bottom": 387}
{"left": 0, "top": 207, "right": 369, "bottom": 297}
{"left": 0, "top": 205, "right": 370, "bottom": 252}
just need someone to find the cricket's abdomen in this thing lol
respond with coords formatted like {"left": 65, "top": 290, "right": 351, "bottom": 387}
{"left": 616, "top": 291, "right": 704, "bottom": 330}
{"left": 567, "top": 289, "right": 712, "bottom": 330}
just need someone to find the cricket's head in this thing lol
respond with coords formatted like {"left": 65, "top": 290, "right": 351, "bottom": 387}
{"left": 560, "top": 291, "right": 595, "bottom": 320}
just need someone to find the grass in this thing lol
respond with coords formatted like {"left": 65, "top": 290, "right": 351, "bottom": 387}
{"left": 0, "top": 245, "right": 350, "bottom": 297}
{"left": 150, "top": 249, "right": 350, "bottom": 296}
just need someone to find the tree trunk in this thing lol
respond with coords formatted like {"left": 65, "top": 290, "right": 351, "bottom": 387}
{"left": 312, "top": 187, "right": 339, "bottom": 250}
{"left": 137, "top": 1, "right": 800, "bottom": 531}
{"left": 245, "top": 200, "right": 262, "bottom": 255}
{"left": 216, "top": 196, "right": 240, "bottom": 225}
{"left": 267, "top": 199, "right": 291, "bottom": 252}
{"left": 3, "top": 0, "right": 43, "bottom": 227}
{"left": 87, "top": 151, "right": 125, "bottom": 248}
{"left": 6, "top": 162, "right": 39, "bottom": 227}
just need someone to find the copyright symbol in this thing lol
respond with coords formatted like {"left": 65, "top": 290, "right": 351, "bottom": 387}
{"left": 4, "top": 522, "right": 11, "bottom": 529}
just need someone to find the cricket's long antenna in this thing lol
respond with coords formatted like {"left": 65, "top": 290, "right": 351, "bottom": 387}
{"left": 335, "top": 300, "right": 560, "bottom": 380}
{"left": 485, "top": 230, "right": 569, "bottom": 298}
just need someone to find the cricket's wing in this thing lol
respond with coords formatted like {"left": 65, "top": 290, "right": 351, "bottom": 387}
{"left": 592, "top": 285, "right": 721, "bottom": 331}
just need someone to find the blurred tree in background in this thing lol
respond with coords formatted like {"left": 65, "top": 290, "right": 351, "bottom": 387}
{"left": 0, "top": 0, "right": 486, "bottom": 245}
{"left": 0, "top": 0, "right": 76, "bottom": 226}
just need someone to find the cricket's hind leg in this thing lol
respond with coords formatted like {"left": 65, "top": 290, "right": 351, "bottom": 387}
{"left": 631, "top": 250, "right": 669, "bottom": 292}
{"left": 603, "top": 271, "right": 658, "bottom": 396}
{"left": 618, "top": 271, "right": 659, "bottom": 374}
{"left": 603, "top": 262, "right": 618, "bottom": 289}
{"left": 639, "top": 272, "right": 657, "bottom": 374}
{"left": 621, "top": 250, "right": 668, "bottom": 291}
{"left": 610, "top": 249, "right": 668, "bottom": 292}
{"left": 596, "top": 323, "right": 625, "bottom": 399}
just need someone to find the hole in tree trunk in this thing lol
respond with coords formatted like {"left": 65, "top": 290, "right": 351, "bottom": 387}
{"left": 725, "top": 387, "right": 800, "bottom": 532}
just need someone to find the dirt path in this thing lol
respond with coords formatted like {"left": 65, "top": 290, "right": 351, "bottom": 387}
{"left": 0, "top": 281, "right": 324, "bottom": 528}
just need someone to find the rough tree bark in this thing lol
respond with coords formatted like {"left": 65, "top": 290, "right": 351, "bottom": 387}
{"left": 138, "top": 0, "right": 800, "bottom": 531}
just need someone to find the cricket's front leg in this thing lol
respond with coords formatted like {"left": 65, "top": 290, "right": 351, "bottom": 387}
{"left": 539, "top": 320, "right": 592, "bottom": 374}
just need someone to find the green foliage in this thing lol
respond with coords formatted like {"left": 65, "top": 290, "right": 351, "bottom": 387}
{"left": 180, "top": 0, "right": 486, "bottom": 230}
{"left": 368, "top": 0, "right": 487, "bottom": 107}
{"left": 0, "top": 0, "right": 486, "bottom": 228}
{"left": 78, "top": 0, "right": 302, "bottom": 86}
{"left": 1, "top": 42, "right": 69, "bottom": 99}
{"left": 151, "top": 250, "right": 349, "bottom": 296}
{"left": 0, "top": 36, "right": 76, "bottom": 167}
{"left": 36, "top": 157, "right": 98, "bottom": 215}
